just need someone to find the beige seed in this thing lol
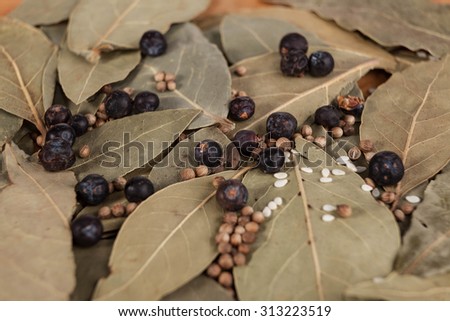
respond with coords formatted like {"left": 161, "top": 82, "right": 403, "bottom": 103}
{"left": 218, "top": 271, "right": 233, "bottom": 287}
{"left": 111, "top": 203, "right": 125, "bottom": 217}
{"left": 179, "top": 168, "right": 195, "bottom": 181}
{"left": 206, "top": 263, "right": 221, "bottom": 278}
{"left": 276, "top": 137, "right": 292, "bottom": 151}
{"left": 238, "top": 243, "right": 251, "bottom": 255}
{"left": 85, "top": 113, "right": 96, "bottom": 126}
{"left": 218, "top": 242, "right": 233, "bottom": 254}
{"left": 95, "top": 118, "right": 105, "bottom": 128}
{"left": 245, "top": 221, "right": 260, "bottom": 233}
{"left": 338, "top": 119, "right": 347, "bottom": 128}
{"left": 36, "top": 135, "right": 45, "bottom": 147}
{"left": 241, "top": 205, "right": 254, "bottom": 216}
{"left": 242, "top": 231, "right": 257, "bottom": 244}
{"left": 343, "top": 125, "right": 355, "bottom": 136}
{"left": 101, "top": 84, "right": 113, "bottom": 95}
{"left": 79, "top": 145, "right": 91, "bottom": 158}
{"left": 300, "top": 124, "right": 313, "bottom": 137}
{"left": 212, "top": 176, "right": 225, "bottom": 189}
{"left": 219, "top": 223, "right": 234, "bottom": 234}
{"left": 215, "top": 232, "right": 230, "bottom": 244}
{"left": 98, "top": 102, "right": 106, "bottom": 113}
{"left": 98, "top": 206, "right": 112, "bottom": 219}
{"left": 314, "top": 136, "right": 326, "bottom": 148}
{"left": 156, "top": 81, "right": 167, "bottom": 92}
{"left": 126, "top": 202, "right": 138, "bottom": 215}
{"left": 218, "top": 254, "right": 234, "bottom": 270}
{"left": 359, "top": 139, "right": 374, "bottom": 153}
{"left": 96, "top": 110, "right": 108, "bottom": 120}
{"left": 122, "top": 87, "right": 134, "bottom": 96}
{"left": 223, "top": 212, "right": 238, "bottom": 225}
{"left": 394, "top": 209, "right": 405, "bottom": 221}
{"left": 164, "top": 72, "right": 176, "bottom": 82}
{"left": 234, "top": 225, "right": 246, "bottom": 235}
{"left": 400, "top": 202, "right": 415, "bottom": 215}
{"left": 364, "top": 177, "right": 376, "bottom": 188}
{"left": 381, "top": 191, "right": 396, "bottom": 204}
{"left": 154, "top": 71, "right": 165, "bottom": 82}
{"left": 238, "top": 90, "right": 247, "bottom": 97}
{"left": 235, "top": 65, "right": 247, "bottom": 77}
{"left": 305, "top": 135, "right": 315, "bottom": 142}
{"left": 251, "top": 211, "right": 265, "bottom": 224}
{"left": 348, "top": 146, "right": 362, "bottom": 160}
{"left": 230, "top": 233, "right": 242, "bottom": 246}
{"left": 267, "top": 138, "right": 277, "bottom": 147}
{"left": 336, "top": 204, "right": 352, "bottom": 218}
{"left": 343, "top": 115, "right": 356, "bottom": 126}
{"left": 112, "top": 176, "right": 127, "bottom": 191}
{"left": 194, "top": 165, "right": 209, "bottom": 177}
{"left": 231, "top": 89, "right": 238, "bottom": 98}
{"left": 331, "top": 127, "right": 344, "bottom": 139}
{"left": 238, "top": 215, "right": 251, "bottom": 226}
{"left": 167, "top": 80, "right": 177, "bottom": 91}
{"left": 233, "top": 252, "right": 246, "bottom": 266}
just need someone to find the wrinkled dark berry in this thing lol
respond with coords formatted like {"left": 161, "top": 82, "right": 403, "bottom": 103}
{"left": 133, "top": 91, "right": 160, "bottom": 113}
{"left": 368, "top": 151, "right": 404, "bottom": 186}
{"left": 140, "top": 30, "right": 167, "bottom": 57}
{"left": 44, "top": 104, "right": 72, "bottom": 127}
{"left": 71, "top": 114, "right": 89, "bottom": 136}
{"left": 228, "top": 96, "right": 256, "bottom": 121}
{"left": 280, "top": 50, "right": 308, "bottom": 77}
{"left": 233, "top": 130, "right": 260, "bottom": 157}
{"left": 259, "top": 147, "right": 285, "bottom": 173}
{"left": 71, "top": 215, "right": 103, "bottom": 247}
{"left": 124, "top": 176, "right": 155, "bottom": 202}
{"left": 45, "top": 123, "right": 76, "bottom": 146}
{"left": 314, "top": 105, "right": 341, "bottom": 129}
{"left": 39, "top": 138, "right": 75, "bottom": 172}
{"left": 216, "top": 179, "right": 249, "bottom": 211}
{"left": 266, "top": 112, "right": 298, "bottom": 139}
{"left": 309, "top": 51, "right": 334, "bottom": 77}
{"left": 279, "top": 32, "right": 308, "bottom": 55}
{"left": 104, "top": 90, "right": 133, "bottom": 119}
{"left": 75, "top": 174, "right": 109, "bottom": 206}
{"left": 194, "top": 140, "right": 223, "bottom": 167}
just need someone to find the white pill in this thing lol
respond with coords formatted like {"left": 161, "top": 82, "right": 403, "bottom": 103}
{"left": 274, "top": 197, "right": 283, "bottom": 206}
{"left": 274, "top": 179, "right": 288, "bottom": 188}
{"left": 356, "top": 166, "right": 367, "bottom": 173}
{"left": 321, "top": 168, "right": 330, "bottom": 178}
{"left": 331, "top": 169, "right": 346, "bottom": 176}
{"left": 300, "top": 167, "right": 313, "bottom": 173}
{"left": 336, "top": 156, "right": 350, "bottom": 164}
{"left": 405, "top": 195, "right": 421, "bottom": 204}
{"left": 322, "top": 204, "right": 336, "bottom": 212}
{"left": 262, "top": 207, "right": 272, "bottom": 218}
{"left": 361, "top": 184, "right": 373, "bottom": 192}
{"left": 274, "top": 172, "right": 288, "bottom": 179}
{"left": 321, "top": 214, "right": 335, "bottom": 222}
{"left": 371, "top": 188, "right": 381, "bottom": 198}
{"left": 320, "top": 177, "right": 333, "bottom": 183}
{"left": 268, "top": 201, "right": 278, "bottom": 210}
{"left": 346, "top": 162, "right": 358, "bottom": 172}
{"left": 284, "top": 151, "right": 291, "bottom": 159}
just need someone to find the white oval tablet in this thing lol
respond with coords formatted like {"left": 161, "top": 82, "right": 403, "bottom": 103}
{"left": 322, "top": 214, "right": 335, "bottom": 222}
{"left": 320, "top": 177, "right": 333, "bottom": 183}
{"left": 274, "top": 179, "right": 288, "bottom": 188}
{"left": 331, "top": 169, "right": 346, "bottom": 176}
{"left": 274, "top": 172, "right": 288, "bottom": 179}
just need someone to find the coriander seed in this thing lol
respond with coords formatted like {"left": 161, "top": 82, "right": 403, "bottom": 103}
{"left": 98, "top": 206, "right": 112, "bottom": 219}
{"left": 235, "top": 66, "right": 247, "bottom": 77}
{"left": 164, "top": 72, "right": 176, "bottom": 82}
{"left": 238, "top": 243, "right": 251, "bottom": 254}
{"left": 359, "top": 139, "right": 374, "bottom": 153}
{"left": 252, "top": 211, "right": 265, "bottom": 224}
{"left": 218, "top": 242, "right": 233, "bottom": 254}
{"left": 167, "top": 80, "right": 176, "bottom": 91}
{"left": 219, "top": 223, "right": 234, "bottom": 234}
{"left": 111, "top": 203, "right": 125, "bottom": 217}
{"left": 218, "top": 254, "right": 234, "bottom": 270}
{"left": 381, "top": 191, "right": 396, "bottom": 204}
{"left": 348, "top": 146, "right": 361, "bottom": 160}
{"left": 245, "top": 221, "right": 260, "bottom": 233}
{"left": 156, "top": 81, "right": 167, "bottom": 92}
{"left": 343, "top": 115, "right": 356, "bottom": 126}
{"left": 154, "top": 71, "right": 165, "bottom": 82}
{"left": 234, "top": 225, "right": 246, "bottom": 235}
{"left": 242, "top": 231, "right": 257, "bottom": 244}
{"left": 336, "top": 204, "right": 352, "bottom": 218}
{"left": 194, "top": 165, "right": 209, "bottom": 177}
{"left": 314, "top": 136, "right": 326, "bottom": 148}
{"left": 331, "top": 127, "right": 343, "bottom": 138}
{"left": 179, "top": 168, "right": 195, "bottom": 181}
{"left": 223, "top": 212, "right": 238, "bottom": 225}
{"left": 126, "top": 202, "right": 138, "bottom": 215}
{"left": 85, "top": 113, "right": 96, "bottom": 126}
{"left": 215, "top": 232, "right": 230, "bottom": 244}
{"left": 112, "top": 176, "right": 127, "bottom": 191}
{"left": 343, "top": 125, "right": 355, "bottom": 136}
{"left": 233, "top": 252, "right": 246, "bottom": 266}
{"left": 206, "top": 263, "right": 221, "bottom": 278}
{"left": 300, "top": 124, "right": 313, "bottom": 137}
{"left": 218, "top": 271, "right": 233, "bottom": 287}
{"left": 230, "top": 233, "right": 242, "bottom": 246}
{"left": 241, "top": 205, "right": 254, "bottom": 216}
{"left": 400, "top": 202, "right": 415, "bottom": 215}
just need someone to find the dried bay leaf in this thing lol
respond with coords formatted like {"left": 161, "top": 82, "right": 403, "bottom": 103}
{"left": 394, "top": 165, "right": 450, "bottom": 277}
{"left": 0, "top": 110, "right": 22, "bottom": 147}
{"left": 0, "top": 18, "right": 57, "bottom": 135}
{"left": 9, "top": 0, "right": 78, "bottom": 26}
{"left": 345, "top": 272, "right": 450, "bottom": 301}
{"left": 93, "top": 171, "right": 241, "bottom": 300}
{"left": 70, "top": 109, "right": 200, "bottom": 181}
{"left": 0, "top": 144, "right": 77, "bottom": 300}
{"left": 360, "top": 56, "right": 450, "bottom": 197}
{"left": 266, "top": 0, "right": 450, "bottom": 58}
{"left": 58, "top": 44, "right": 141, "bottom": 104}
{"left": 41, "top": 23, "right": 68, "bottom": 46}
{"left": 163, "top": 275, "right": 234, "bottom": 301}
{"left": 67, "top": 0, "right": 210, "bottom": 62}
{"left": 234, "top": 138, "right": 400, "bottom": 300}
{"left": 118, "top": 23, "right": 232, "bottom": 130}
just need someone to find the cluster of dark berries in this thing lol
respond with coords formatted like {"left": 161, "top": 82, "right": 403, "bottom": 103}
{"left": 194, "top": 139, "right": 224, "bottom": 168}
{"left": 279, "top": 32, "right": 334, "bottom": 77}
{"left": 140, "top": 30, "right": 167, "bottom": 57}
{"left": 314, "top": 105, "right": 358, "bottom": 139}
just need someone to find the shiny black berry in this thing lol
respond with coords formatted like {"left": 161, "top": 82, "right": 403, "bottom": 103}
{"left": 44, "top": 104, "right": 72, "bottom": 127}
{"left": 368, "top": 151, "right": 404, "bottom": 186}
{"left": 45, "top": 123, "right": 76, "bottom": 146}
{"left": 104, "top": 90, "right": 133, "bottom": 119}
{"left": 309, "top": 51, "right": 334, "bottom": 77}
{"left": 133, "top": 91, "right": 160, "bottom": 113}
{"left": 279, "top": 32, "right": 308, "bottom": 55}
{"left": 194, "top": 140, "right": 223, "bottom": 168}
{"left": 266, "top": 112, "right": 298, "bottom": 139}
{"left": 233, "top": 130, "right": 260, "bottom": 158}
{"left": 140, "top": 30, "right": 167, "bottom": 57}
{"left": 124, "top": 176, "right": 155, "bottom": 203}
{"left": 216, "top": 179, "right": 249, "bottom": 211}
{"left": 39, "top": 138, "right": 75, "bottom": 172}
{"left": 314, "top": 105, "right": 341, "bottom": 129}
{"left": 75, "top": 174, "right": 109, "bottom": 206}
{"left": 259, "top": 147, "right": 285, "bottom": 173}
{"left": 71, "top": 114, "right": 89, "bottom": 136}
{"left": 71, "top": 215, "right": 103, "bottom": 247}
{"left": 228, "top": 96, "right": 256, "bottom": 121}
{"left": 280, "top": 50, "right": 308, "bottom": 77}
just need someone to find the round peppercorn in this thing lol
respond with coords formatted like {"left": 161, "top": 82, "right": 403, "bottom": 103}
{"left": 124, "top": 176, "right": 155, "bottom": 203}
{"left": 216, "top": 179, "right": 249, "bottom": 211}
{"left": 75, "top": 174, "right": 109, "bottom": 206}
{"left": 314, "top": 105, "right": 341, "bottom": 129}
{"left": 104, "top": 90, "right": 133, "bottom": 119}
{"left": 139, "top": 30, "right": 167, "bottom": 57}
{"left": 39, "top": 138, "right": 75, "bottom": 172}
{"left": 280, "top": 49, "right": 308, "bottom": 77}
{"left": 259, "top": 147, "right": 285, "bottom": 173}
{"left": 279, "top": 32, "right": 308, "bottom": 55}
{"left": 71, "top": 114, "right": 89, "bottom": 136}
{"left": 368, "top": 151, "right": 404, "bottom": 186}
{"left": 194, "top": 139, "right": 223, "bottom": 168}
{"left": 71, "top": 215, "right": 103, "bottom": 247}
{"left": 233, "top": 130, "right": 259, "bottom": 157}
{"left": 266, "top": 112, "right": 298, "bottom": 139}
{"left": 44, "top": 104, "right": 72, "bottom": 127}
{"left": 228, "top": 96, "right": 256, "bottom": 121}
{"left": 133, "top": 91, "right": 160, "bottom": 113}
{"left": 45, "top": 123, "right": 76, "bottom": 146}
{"left": 308, "top": 51, "right": 335, "bottom": 77}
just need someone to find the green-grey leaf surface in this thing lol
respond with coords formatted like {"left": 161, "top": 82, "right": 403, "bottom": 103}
{"left": 0, "top": 110, "right": 22, "bottom": 147}
{"left": 345, "top": 272, "right": 450, "bottom": 301}
{"left": 361, "top": 56, "right": 450, "bottom": 197}
{"left": 234, "top": 138, "right": 400, "bottom": 300}
{"left": 266, "top": 0, "right": 450, "bottom": 58}
{"left": 9, "top": 0, "right": 78, "bottom": 26}
{"left": 93, "top": 171, "right": 240, "bottom": 300}
{"left": 67, "top": 0, "right": 210, "bottom": 61}
{"left": 118, "top": 23, "right": 232, "bottom": 130}
{"left": 70, "top": 109, "right": 200, "bottom": 181}
{"left": 0, "top": 144, "right": 77, "bottom": 300}
{"left": 41, "top": 23, "right": 68, "bottom": 46}
{"left": 58, "top": 44, "right": 141, "bottom": 104}
{"left": 163, "top": 275, "right": 234, "bottom": 301}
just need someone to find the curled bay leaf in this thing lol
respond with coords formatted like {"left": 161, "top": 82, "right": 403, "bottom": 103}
{"left": 0, "top": 144, "right": 77, "bottom": 300}
{"left": 93, "top": 171, "right": 240, "bottom": 300}
{"left": 67, "top": 0, "right": 210, "bottom": 61}
{"left": 0, "top": 110, "right": 22, "bottom": 147}
{"left": 9, "top": 0, "right": 78, "bottom": 26}
{"left": 266, "top": 0, "right": 450, "bottom": 58}
{"left": 234, "top": 138, "right": 400, "bottom": 300}
{"left": 360, "top": 56, "right": 450, "bottom": 197}
{"left": 70, "top": 109, "right": 200, "bottom": 181}
{"left": 118, "top": 23, "right": 232, "bottom": 130}
{"left": 163, "top": 275, "right": 234, "bottom": 301}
